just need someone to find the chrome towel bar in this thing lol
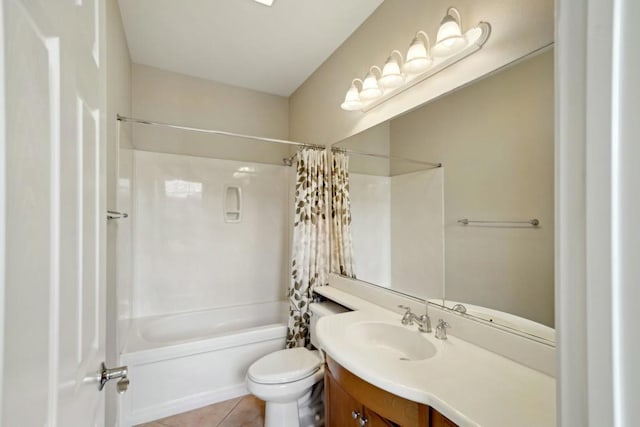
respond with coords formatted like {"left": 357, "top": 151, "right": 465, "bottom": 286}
{"left": 457, "top": 218, "right": 539, "bottom": 227}
{"left": 107, "top": 211, "right": 129, "bottom": 220}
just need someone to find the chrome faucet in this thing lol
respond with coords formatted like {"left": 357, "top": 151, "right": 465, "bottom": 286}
{"left": 398, "top": 305, "right": 432, "bottom": 333}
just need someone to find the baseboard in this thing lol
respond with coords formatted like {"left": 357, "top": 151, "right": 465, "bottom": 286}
{"left": 125, "top": 383, "right": 249, "bottom": 426}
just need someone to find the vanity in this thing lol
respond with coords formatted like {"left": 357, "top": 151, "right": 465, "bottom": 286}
{"left": 314, "top": 287, "right": 556, "bottom": 427}
{"left": 325, "top": 355, "right": 454, "bottom": 427}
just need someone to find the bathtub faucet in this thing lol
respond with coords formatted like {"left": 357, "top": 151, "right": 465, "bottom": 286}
{"left": 398, "top": 305, "right": 432, "bottom": 333}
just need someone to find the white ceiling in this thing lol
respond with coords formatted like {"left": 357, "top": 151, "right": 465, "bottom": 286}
{"left": 118, "top": 0, "right": 383, "bottom": 97}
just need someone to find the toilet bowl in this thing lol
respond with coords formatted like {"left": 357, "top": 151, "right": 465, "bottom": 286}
{"left": 246, "top": 301, "right": 348, "bottom": 427}
{"left": 247, "top": 348, "right": 324, "bottom": 427}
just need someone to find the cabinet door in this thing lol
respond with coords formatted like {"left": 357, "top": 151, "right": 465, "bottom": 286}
{"left": 430, "top": 409, "right": 458, "bottom": 427}
{"left": 363, "top": 407, "right": 399, "bottom": 427}
{"left": 326, "top": 356, "right": 430, "bottom": 426}
{"left": 325, "top": 369, "right": 363, "bottom": 426}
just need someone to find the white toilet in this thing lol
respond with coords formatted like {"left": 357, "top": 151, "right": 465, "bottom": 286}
{"left": 246, "top": 301, "right": 347, "bottom": 427}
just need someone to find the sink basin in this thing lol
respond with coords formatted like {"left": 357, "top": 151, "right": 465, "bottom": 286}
{"left": 348, "top": 322, "right": 437, "bottom": 361}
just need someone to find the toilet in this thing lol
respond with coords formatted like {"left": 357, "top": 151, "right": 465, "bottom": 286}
{"left": 246, "top": 301, "right": 348, "bottom": 427}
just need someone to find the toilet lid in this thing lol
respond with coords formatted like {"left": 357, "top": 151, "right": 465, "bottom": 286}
{"left": 248, "top": 348, "right": 322, "bottom": 384}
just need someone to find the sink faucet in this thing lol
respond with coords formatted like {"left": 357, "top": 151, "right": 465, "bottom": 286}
{"left": 398, "top": 305, "right": 432, "bottom": 333}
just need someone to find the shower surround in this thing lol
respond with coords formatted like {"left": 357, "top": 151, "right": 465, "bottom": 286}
{"left": 131, "top": 150, "right": 291, "bottom": 318}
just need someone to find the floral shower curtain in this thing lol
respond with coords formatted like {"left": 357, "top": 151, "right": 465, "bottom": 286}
{"left": 330, "top": 151, "right": 356, "bottom": 278}
{"left": 286, "top": 149, "right": 330, "bottom": 348}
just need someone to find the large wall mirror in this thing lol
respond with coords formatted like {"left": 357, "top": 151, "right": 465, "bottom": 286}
{"left": 331, "top": 49, "right": 554, "bottom": 343}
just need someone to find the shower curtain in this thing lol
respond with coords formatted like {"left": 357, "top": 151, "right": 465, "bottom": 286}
{"left": 286, "top": 149, "right": 330, "bottom": 348}
{"left": 330, "top": 151, "right": 356, "bottom": 278}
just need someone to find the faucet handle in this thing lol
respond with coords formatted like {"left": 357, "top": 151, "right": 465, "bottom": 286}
{"left": 398, "top": 305, "right": 413, "bottom": 325}
{"left": 435, "top": 319, "right": 451, "bottom": 340}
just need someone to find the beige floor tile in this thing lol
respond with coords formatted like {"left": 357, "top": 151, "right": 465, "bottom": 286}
{"left": 152, "top": 396, "right": 243, "bottom": 427}
{"left": 136, "top": 423, "right": 167, "bottom": 427}
{"left": 218, "top": 395, "right": 265, "bottom": 427}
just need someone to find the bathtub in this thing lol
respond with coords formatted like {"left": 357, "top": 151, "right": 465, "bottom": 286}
{"left": 119, "top": 301, "right": 288, "bottom": 426}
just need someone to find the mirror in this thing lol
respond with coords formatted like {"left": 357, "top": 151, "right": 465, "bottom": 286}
{"left": 332, "top": 49, "right": 554, "bottom": 341}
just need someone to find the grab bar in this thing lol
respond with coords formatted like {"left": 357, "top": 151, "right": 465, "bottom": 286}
{"left": 457, "top": 218, "right": 539, "bottom": 227}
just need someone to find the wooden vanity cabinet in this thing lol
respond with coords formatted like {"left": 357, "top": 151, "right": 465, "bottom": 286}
{"left": 324, "top": 355, "right": 458, "bottom": 427}
{"left": 429, "top": 409, "right": 459, "bottom": 427}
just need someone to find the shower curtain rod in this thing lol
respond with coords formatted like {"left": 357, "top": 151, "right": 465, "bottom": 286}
{"left": 283, "top": 148, "right": 441, "bottom": 169}
{"left": 331, "top": 147, "right": 442, "bottom": 168}
{"left": 116, "top": 114, "right": 325, "bottom": 150}
{"left": 117, "top": 115, "right": 442, "bottom": 168}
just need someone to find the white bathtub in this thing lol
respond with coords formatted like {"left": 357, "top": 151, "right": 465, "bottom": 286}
{"left": 119, "top": 301, "right": 288, "bottom": 426}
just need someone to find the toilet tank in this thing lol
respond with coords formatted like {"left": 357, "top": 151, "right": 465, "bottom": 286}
{"left": 308, "top": 301, "right": 349, "bottom": 349}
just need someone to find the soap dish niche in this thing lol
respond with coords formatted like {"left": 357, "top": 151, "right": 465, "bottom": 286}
{"left": 224, "top": 185, "right": 242, "bottom": 223}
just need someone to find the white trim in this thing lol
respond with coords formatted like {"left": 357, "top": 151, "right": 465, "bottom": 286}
{"left": 46, "top": 33, "right": 61, "bottom": 426}
{"left": 610, "top": 1, "right": 640, "bottom": 424}
{"left": 0, "top": 1, "right": 6, "bottom": 422}
{"left": 610, "top": 1, "right": 624, "bottom": 424}
{"left": 92, "top": 106, "right": 101, "bottom": 353}
{"left": 76, "top": 96, "right": 84, "bottom": 364}
{"left": 125, "top": 384, "right": 248, "bottom": 426}
{"left": 584, "top": 0, "right": 615, "bottom": 423}
{"left": 555, "top": 0, "right": 588, "bottom": 424}
{"left": 47, "top": 34, "right": 61, "bottom": 427}
{"left": 556, "top": 0, "right": 640, "bottom": 425}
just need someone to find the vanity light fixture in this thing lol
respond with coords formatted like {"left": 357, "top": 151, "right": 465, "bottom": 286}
{"left": 340, "top": 7, "right": 491, "bottom": 112}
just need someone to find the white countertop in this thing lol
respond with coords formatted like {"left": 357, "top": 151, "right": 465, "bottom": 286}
{"left": 315, "top": 286, "right": 556, "bottom": 427}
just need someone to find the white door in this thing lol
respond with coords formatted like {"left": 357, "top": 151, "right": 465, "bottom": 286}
{"left": 1, "top": 0, "right": 109, "bottom": 425}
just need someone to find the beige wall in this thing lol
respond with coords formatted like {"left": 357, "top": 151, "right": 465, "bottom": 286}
{"left": 391, "top": 51, "right": 554, "bottom": 326}
{"left": 390, "top": 169, "right": 445, "bottom": 300}
{"left": 289, "top": 0, "right": 553, "bottom": 146}
{"left": 339, "top": 121, "right": 390, "bottom": 176}
{"left": 130, "top": 64, "right": 291, "bottom": 164}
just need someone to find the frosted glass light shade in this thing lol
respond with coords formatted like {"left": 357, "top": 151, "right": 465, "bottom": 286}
{"left": 432, "top": 9, "right": 466, "bottom": 57}
{"left": 403, "top": 35, "right": 432, "bottom": 74}
{"left": 359, "top": 70, "right": 382, "bottom": 100}
{"left": 380, "top": 53, "right": 404, "bottom": 89}
{"left": 340, "top": 83, "right": 363, "bottom": 111}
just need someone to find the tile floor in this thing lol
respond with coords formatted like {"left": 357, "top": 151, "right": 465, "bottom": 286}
{"left": 136, "top": 395, "right": 265, "bottom": 427}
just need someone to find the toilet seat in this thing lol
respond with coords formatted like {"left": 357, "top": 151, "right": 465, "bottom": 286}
{"left": 247, "top": 348, "right": 321, "bottom": 384}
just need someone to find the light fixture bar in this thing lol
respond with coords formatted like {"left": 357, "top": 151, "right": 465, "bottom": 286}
{"left": 253, "top": 0, "right": 274, "bottom": 6}
{"left": 362, "top": 22, "right": 490, "bottom": 112}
